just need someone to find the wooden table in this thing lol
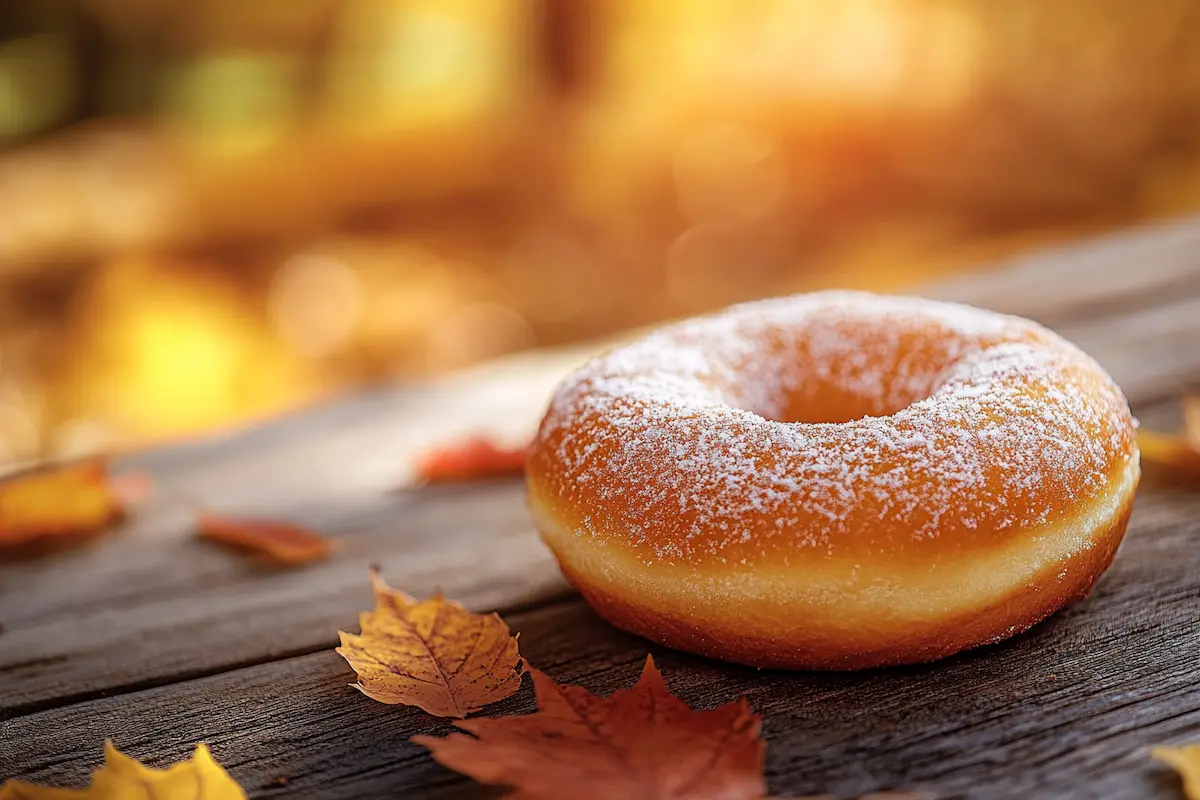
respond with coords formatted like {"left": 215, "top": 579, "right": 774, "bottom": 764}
{"left": 4, "top": 218, "right": 1200, "bottom": 799}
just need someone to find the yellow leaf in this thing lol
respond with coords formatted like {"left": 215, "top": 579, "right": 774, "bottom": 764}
{"left": 336, "top": 568, "right": 524, "bottom": 718}
{"left": 0, "top": 460, "right": 124, "bottom": 550}
{"left": 1154, "top": 745, "right": 1200, "bottom": 800}
{"left": 0, "top": 742, "right": 246, "bottom": 800}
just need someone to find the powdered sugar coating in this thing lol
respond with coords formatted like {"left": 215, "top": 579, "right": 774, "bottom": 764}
{"left": 529, "top": 291, "right": 1137, "bottom": 566}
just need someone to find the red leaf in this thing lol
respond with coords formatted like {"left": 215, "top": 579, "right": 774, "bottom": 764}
{"left": 196, "top": 514, "right": 331, "bottom": 566}
{"left": 413, "top": 655, "right": 765, "bottom": 800}
{"left": 414, "top": 436, "right": 528, "bottom": 484}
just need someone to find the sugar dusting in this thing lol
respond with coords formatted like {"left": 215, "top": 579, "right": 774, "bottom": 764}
{"left": 533, "top": 291, "right": 1136, "bottom": 564}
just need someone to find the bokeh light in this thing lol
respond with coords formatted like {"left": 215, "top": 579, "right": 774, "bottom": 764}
{"left": 0, "top": 1, "right": 1198, "bottom": 465}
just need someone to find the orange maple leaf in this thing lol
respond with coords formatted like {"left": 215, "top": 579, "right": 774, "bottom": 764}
{"left": 413, "top": 655, "right": 765, "bottom": 800}
{"left": 1153, "top": 744, "right": 1200, "bottom": 800}
{"left": 0, "top": 741, "right": 246, "bottom": 799}
{"left": 196, "top": 513, "right": 332, "bottom": 566}
{"left": 336, "top": 569, "right": 524, "bottom": 717}
{"left": 0, "top": 459, "right": 139, "bottom": 551}
{"left": 414, "top": 436, "right": 528, "bottom": 483}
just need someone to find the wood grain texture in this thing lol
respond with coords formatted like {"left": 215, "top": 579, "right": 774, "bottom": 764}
{"left": 0, "top": 477, "right": 566, "bottom": 717}
{"left": 923, "top": 217, "right": 1200, "bottom": 323}
{"left": 3, "top": 471, "right": 1200, "bottom": 800}
{"left": 3, "top": 217, "right": 1200, "bottom": 798}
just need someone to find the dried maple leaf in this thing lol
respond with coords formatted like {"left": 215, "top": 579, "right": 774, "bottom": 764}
{"left": 0, "top": 741, "right": 246, "bottom": 799}
{"left": 413, "top": 655, "right": 765, "bottom": 800}
{"left": 1153, "top": 745, "right": 1200, "bottom": 800}
{"left": 336, "top": 568, "right": 523, "bottom": 717}
{"left": 197, "top": 513, "right": 331, "bottom": 566}
{"left": 0, "top": 459, "right": 129, "bottom": 550}
{"left": 414, "top": 436, "right": 528, "bottom": 483}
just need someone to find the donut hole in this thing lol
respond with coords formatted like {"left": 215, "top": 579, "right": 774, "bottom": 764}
{"left": 735, "top": 317, "right": 976, "bottom": 424}
{"left": 773, "top": 380, "right": 934, "bottom": 424}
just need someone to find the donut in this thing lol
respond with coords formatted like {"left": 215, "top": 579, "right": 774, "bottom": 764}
{"left": 526, "top": 291, "right": 1139, "bottom": 670}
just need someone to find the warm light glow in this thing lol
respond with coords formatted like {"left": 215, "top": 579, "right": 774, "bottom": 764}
{"left": 426, "top": 301, "right": 536, "bottom": 370}
{"left": 52, "top": 418, "right": 117, "bottom": 459}
{"left": 0, "top": 1, "right": 1193, "bottom": 465}
{"left": 269, "top": 253, "right": 364, "bottom": 358}
{"left": 673, "top": 123, "right": 786, "bottom": 222}
{"left": 161, "top": 53, "right": 299, "bottom": 155}
{"left": 325, "top": 0, "right": 528, "bottom": 131}
{"left": 62, "top": 258, "right": 320, "bottom": 442}
{"left": 0, "top": 404, "right": 38, "bottom": 462}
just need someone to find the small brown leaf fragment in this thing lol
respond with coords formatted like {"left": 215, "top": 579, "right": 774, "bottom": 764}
{"left": 1184, "top": 396, "right": 1200, "bottom": 452}
{"left": 1137, "top": 395, "right": 1200, "bottom": 483}
{"left": 413, "top": 655, "right": 765, "bottom": 800}
{"left": 0, "top": 458, "right": 126, "bottom": 550}
{"left": 414, "top": 436, "right": 528, "bottom": 484}
{"left": 337, "top": 569, "right": 523, "bottom": 718}
{"left": 1138, "top": 428, "right": 1200, "bottom": 480}
{"left": 0, "top": 741, "right": 247, "bottom": 799}
{"left": 1153, "top": 745, "right": 1200, "bottom": 800}
{"left": 197, "top": 514, "right": 331, "bottom": 566}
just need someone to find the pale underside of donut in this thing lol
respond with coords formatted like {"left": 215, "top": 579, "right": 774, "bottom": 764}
{"left": 529, "top": 456, "right": 1136, "bottom": 669}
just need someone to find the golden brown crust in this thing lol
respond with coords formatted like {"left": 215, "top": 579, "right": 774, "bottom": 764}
{"left": 526, "top": 292, "right": 1141, "bottom": 669}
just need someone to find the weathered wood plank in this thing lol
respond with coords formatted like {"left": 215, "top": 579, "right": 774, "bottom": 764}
{"left": 923, "top": 216, "right": 1200, "bottom": 323}
{"left": 2, "top": 217, "right": 1200, "bottom": 721}
{"left": 3, "top": 472, "right": 1199, "bottom": 799}
{"left": 0, "top": 478, "right": 567, "bottom": 717}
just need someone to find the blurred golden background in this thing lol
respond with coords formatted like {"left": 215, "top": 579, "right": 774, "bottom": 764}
{"left": 2, "top": 0, "right": 1200, "bottom": 466}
